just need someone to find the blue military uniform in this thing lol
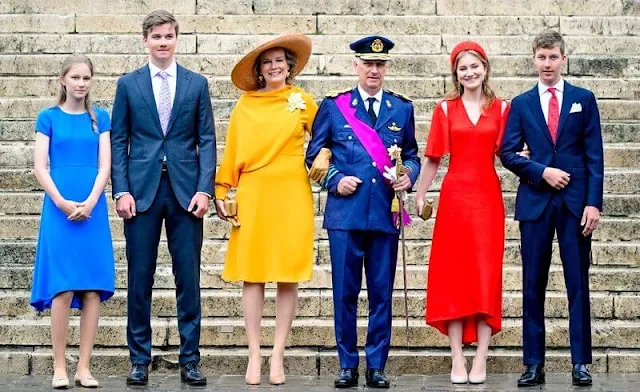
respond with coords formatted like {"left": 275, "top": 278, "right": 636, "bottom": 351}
{"left": 305, "top": 36, "right": 420, "bottom": 376}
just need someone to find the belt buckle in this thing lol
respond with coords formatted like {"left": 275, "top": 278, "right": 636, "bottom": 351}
{"left": 161, "top": 162, "right": 168, "bottom": 172}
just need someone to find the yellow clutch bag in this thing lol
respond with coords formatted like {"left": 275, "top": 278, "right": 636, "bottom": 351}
{"left": 224, "top": 196, "right": 240, "bottom": 227}
{"left": 420, "top": 200, "right": 433, "bottom": 221}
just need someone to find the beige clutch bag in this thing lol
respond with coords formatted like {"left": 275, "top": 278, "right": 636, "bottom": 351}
{"left": 224, "top": 197, "right": 240, "bottom": 227}
{"left": 420, "top": 200, "right": 433, "bottom": 221}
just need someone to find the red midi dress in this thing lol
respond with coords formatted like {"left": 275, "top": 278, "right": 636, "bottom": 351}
{"left": 424, "top": 98, "right": 508, "bottom": 344}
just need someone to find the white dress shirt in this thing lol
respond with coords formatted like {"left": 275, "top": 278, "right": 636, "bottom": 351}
{"left": 538, "top": 78, "right": 564, "bottom": 125}
{"left": 149, "top": 60, "right": 177, "bottom": 111}
{"left": 357, "top": 85, "right": 383, "bottom": 117}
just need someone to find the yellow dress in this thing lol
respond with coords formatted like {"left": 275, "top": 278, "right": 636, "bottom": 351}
{"left": 215, "top": 85, "right": 318, "bottom": 283}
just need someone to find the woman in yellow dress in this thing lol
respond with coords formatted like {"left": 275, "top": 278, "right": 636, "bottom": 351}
{"left": 214, "top": 34, "right": 318, "bottom": 386}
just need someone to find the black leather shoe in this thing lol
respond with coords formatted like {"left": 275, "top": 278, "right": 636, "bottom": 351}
{"left": 334, "top": 368, "right": 359, "bottom": 388}
{"left": 517, "top": 364, "right": 545, "bottom": 387}
{"left": 572, "top": 364, "right": 592, "bottom": 386}
{"left": 180, "top": 361, "right": 207, "bottom": 386}
{"left": 126, "top": 364, "right": 148, "bottom": 386}
{"left": 366, "top": 368, "right": 390, "bottom": 389}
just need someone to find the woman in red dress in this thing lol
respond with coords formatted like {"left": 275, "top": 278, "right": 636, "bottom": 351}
{"left": 415, "top": 41, "right": 509, "bottom": 385}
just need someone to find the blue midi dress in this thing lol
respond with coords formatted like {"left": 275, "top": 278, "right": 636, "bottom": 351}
{"left": 30, "top": 106, "right": 115, "bottom": 311}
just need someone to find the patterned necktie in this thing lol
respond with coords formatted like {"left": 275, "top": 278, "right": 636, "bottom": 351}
{"left": 158, "top": 71, "right": 171, "bottom": 135}
{"left": 367, "top": 97, "right": 377, "bottom": 126}
{"left": 547, "top": 87, "right": 559, "bottom": 143}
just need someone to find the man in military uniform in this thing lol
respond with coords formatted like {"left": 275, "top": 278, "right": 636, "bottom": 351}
{"left": 306, "top": 36, "right": 420, "bottom": 389}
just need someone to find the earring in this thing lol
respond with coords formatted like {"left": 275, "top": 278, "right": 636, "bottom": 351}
{"left": 258, "top": 75, "right": 264, "bottom": 82}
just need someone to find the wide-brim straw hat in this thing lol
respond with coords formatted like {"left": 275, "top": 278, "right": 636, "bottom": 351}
{"left": 231, "top": 33, "right": 312, "bottom": 91}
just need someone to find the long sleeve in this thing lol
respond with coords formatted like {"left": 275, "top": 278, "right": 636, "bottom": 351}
{"left": 583, "top": 91, "right": 604, "bottom": 210}
{"left": 214, "top": 108, "right": 240, "bottom": 200}
{"left": 499, "top": 99, "right": 547, "bottom": 186}
{"left": 401, "top": 105, "right": 420, "bottom": 186}
{"left": 196, "top": 78, "right": 216, "bottom": 196}
{"left": 110, "top": 77, "right": 130, "bottom": 197}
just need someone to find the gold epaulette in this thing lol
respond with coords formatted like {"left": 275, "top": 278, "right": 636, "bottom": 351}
{"left": 325, "top": 88, "right": 352, "bottom": 98}
{"left": 386, "top": 89, "right": 412, "bottom": 102}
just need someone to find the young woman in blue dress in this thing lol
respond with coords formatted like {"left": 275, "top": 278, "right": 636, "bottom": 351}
{"left": 31, "top": 54, "right": 115, "bottom": 389}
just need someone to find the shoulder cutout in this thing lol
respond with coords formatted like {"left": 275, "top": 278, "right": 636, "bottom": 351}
{"left": 440, "top": 100, "right": 448, "bottom": 117}
{"left": 501, "top": 99, "right": 508, "bottom": 116}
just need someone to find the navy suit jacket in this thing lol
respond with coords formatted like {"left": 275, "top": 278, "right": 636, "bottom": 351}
{"left": 500, "top": 81, "right": 604, "bottom": 221}
{"left": 111, "top": 63, "right": 216, "bottom": 212}
{"left": 305, "top": 88, "right": 420, "bottom": 234}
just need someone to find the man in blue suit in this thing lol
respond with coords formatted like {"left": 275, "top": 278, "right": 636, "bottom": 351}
{"left": 500, "top": 30, "right": 603, "bottom": 388}
{"left": 111, "top": 10, "right": 215, "bottom": 386}
{"left": 306, "top": 36, "right": 420, "bottom": 389}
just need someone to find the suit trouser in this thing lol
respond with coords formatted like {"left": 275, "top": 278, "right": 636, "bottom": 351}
{"left": 328, "top": 229, "right": 398, "bottom": 370}
{"left": 520, "top": 193, "right": 592, "bottom": 365}
{"left": 125, "top": 171, "right": 204, "bottom": 365}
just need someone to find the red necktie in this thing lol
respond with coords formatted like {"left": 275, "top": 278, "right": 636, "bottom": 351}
{"left": 547, "top": 87, "right": 559, "bottom": 143}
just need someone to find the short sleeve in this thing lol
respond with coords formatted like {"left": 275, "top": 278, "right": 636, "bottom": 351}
{"left": 95, "top": 107, "right": 111, "bottom": 134}
{"left": 424, "top": 101, "right": 450, "bottom": 158}
{"left": 35, "top": 109, "right": 52, "bottom": 137}
{"left": 496, "top": 100, "right": 510, "bottom": 155}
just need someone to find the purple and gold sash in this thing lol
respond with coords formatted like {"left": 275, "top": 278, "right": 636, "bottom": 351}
{"left": 334, "top": 93, "right": 411, "bottom": 226}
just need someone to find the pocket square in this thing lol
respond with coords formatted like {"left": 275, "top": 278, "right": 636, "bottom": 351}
{"left": 570, "top": 102, "right": 582, "bottom": 113}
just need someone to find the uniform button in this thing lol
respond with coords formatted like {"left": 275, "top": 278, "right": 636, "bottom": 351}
{"left": 394, "top": 138, "right": 398, "bottom": 143}
{"left": 372, "top": 178, "right": 377, "bottom": 184}
{"left": 372, "top": 162, "right": 377, "bottom": 167}
{"left": 348, "top": 135, "right": 353, "bottom": 140}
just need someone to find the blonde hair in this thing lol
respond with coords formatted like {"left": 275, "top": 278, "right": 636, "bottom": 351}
{"left": 57, "top": 54, "right": 98, "bottom": 132}
{"left": 533, "top": 29, "right": 566, "bottom": 56}
{"left": 445, "top": 50, "right": 496, "bottom": 111}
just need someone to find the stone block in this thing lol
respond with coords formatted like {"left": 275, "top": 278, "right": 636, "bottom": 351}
{"left": 196, "top": 0, "right": 253, "bottom": 14}
{"left": 318, "top": 15, "right": 558, "bottom": 35}
{"left": 561, "top": 16, "right": 640, "bottom": 36}
{"left": 0, "top": 0, "right": 195, "bottom": 14}
{"left": 569, "top": 56, "right": 640, "bottom": 77}
{"left": 608, "top": 351, "right": 640, "bottom": 372}
{"left": 614, "top": 295, "right": 640, "bottom": 318}
{"left": 565, "top": 36, "right": 640, "bottom": 55}
{"left": 0, "top": 14, "right": 74, "bottom": 33}
{"left": 436, "top": 0, "right": 625, "bottom": 16}
{"left": 0, "top": 350, "right": 29, "bottom": 375}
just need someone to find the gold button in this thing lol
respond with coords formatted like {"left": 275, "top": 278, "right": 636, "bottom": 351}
{"left": 372, "top": 178, "right": 377, "bottom": 184}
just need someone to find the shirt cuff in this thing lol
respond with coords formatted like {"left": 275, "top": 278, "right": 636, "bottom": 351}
{"left": 197, "top": 191, "right": 212, "bottom": 199}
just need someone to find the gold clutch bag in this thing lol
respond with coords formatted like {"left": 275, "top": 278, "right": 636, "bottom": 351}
{"left": 224, "top": 196, "right": 240, "bottom": 227}
{"left": 420, "top": 200, "right": 433, "bottom": 221}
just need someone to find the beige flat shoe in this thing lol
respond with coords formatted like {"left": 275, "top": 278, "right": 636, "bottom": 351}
{"left": 74, "top": 373, "right": 99, "bottom": 388}
{"left": 51, "top": 375, "right": 69, "bottom": 389}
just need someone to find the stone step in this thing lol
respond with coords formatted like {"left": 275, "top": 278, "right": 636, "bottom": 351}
{"left": 0, "top": 191, "right": 638, "bottom": 218}
{"left": 2, "top": 119, "right": 639, "bottom": 144}
{"left": 2, "top": 0, "right": 636, "bottom": 17}
{"left": 1, "top": 316, "right": 640, "bottom": 350}
{"left": 1, "top": 215, "right": 639, "bottom": 243}
{"left": 1, "top": 264, "right": 639, "bottom": 292}
{"left": 0, "top": 289, "right": 621, "bottom": 320}
{"left": 3, "top": 76, "right": 640, "bottom": 101}
{"left": 2, "top": 96, "right": 640, "bottom": 122}
{"left": 2, "top": 54, "right": 640, "bottom": 78}
{"left": 2, "top": 167, "right": 640, "bottom": 193}
{"left": 3, "top": 121, "right": 640, "bottom": 152}
{"left": 3, "top": 347, "right": 626, "bottom": 376}
{"left": 0, "top": 142, "right": 639, "bottom": 172}
{"left": 0, "top": 237, "right": 638, "bottom": 267}
{"left": 4, "top": 34, "right": 640, "bottom": 56}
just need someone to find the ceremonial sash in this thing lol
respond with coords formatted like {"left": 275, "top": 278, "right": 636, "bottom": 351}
{"left": 334, "top": 93, "right": 411, "bottom": 226}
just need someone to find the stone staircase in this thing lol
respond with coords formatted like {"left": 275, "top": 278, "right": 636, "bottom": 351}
{"left": 1, "top": 0, "right": 640, "bottom": 376}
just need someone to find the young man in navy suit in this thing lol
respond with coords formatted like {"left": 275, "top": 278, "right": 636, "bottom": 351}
{"left": 500, "top": 30, "right": 603, "bottom": 387}
{"left": 111, "top": 10, "right": 215, "bottom": 386}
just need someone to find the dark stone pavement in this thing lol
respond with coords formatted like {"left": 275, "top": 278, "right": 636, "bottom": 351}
{"left": 2, "top": 374, "right": 640, "bottom": 391}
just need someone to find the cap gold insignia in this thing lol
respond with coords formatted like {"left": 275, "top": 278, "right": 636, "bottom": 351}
{"left": 371, "top": 39, "right": 384, "bottom": 53}
{"left": 388, "top": 122, "right": 401, "bottom": 132}
{"left": 351, "top": 98, "right": 358, "bottom": 106}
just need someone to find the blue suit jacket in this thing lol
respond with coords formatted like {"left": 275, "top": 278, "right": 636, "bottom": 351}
{"left": 111, "top": 64, "right": 216, "bottom": 212}
{"left": 500, "top": 81, "right": 604, "bottom": 221}
{"left": 305, "top": 88, "right": 420, "bottom": 234}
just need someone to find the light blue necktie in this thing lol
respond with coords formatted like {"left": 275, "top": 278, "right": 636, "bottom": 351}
{"left": 158, "top": 71, "right": 171, "bottom": 135}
